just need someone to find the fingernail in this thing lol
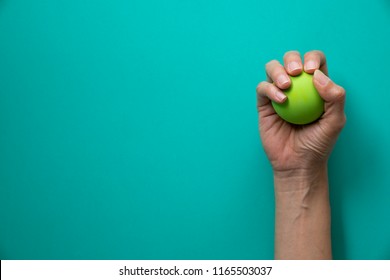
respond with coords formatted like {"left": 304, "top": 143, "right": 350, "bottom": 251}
{"left": 305, "top": 60, "right": 318, "bottom": 71}
{"left": 277, "top": 75, "right": 289, "bottom": 87}
{"left": 275, "top": 89, "right": 287, "bottom": 102}
{"left": 314, "top": 70, "right": 330, "bottom": 86}
{"left": 288, "top": 61, "right": 301, "bottom": 72}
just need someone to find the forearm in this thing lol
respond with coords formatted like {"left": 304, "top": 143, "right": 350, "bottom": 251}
{"left": 273, "top": 166, "right": 332, "bottom": 260}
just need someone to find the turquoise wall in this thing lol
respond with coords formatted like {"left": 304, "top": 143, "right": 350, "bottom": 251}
{"left": 1, "top": 0, "right": 389, "bottom": 259}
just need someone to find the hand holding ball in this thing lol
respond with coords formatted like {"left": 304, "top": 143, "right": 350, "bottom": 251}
{"left": 272, "top": 72, "right": 324, "bottom": 125}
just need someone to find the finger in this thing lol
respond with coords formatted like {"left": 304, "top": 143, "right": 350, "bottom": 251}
{"left": 303, "top": 50, "right": 328, "bottom": 75}
{"left": 313, "top": 70, "right": 346, "bottom": 118}
{"left": 283, "top": 51, "right": 303, "bottom": 76}
{"left": 265, "top": 60, "right": 291, "bottom": 89}
{"left": 256, "top": 81, "right": 287, "bottom": 108}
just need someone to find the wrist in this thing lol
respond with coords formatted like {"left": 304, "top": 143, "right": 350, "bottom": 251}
{"left": 273, "top": 164, "right": 328, "bottom": 193}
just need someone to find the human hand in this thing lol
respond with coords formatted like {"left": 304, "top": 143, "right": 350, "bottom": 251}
{"left": 256, "top": 51, "right": 346, "bottom": 178}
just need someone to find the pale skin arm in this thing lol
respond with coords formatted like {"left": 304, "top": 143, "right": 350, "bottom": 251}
{"left": 256, "top": 51, "right": 346, "bottom": 259}
{"left": 274, "top": 167, "right": 331, "bottom": 259}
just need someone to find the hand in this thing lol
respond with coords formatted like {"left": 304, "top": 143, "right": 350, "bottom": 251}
{"left": 256, "top": 51, "right": 346, "bottom": 177}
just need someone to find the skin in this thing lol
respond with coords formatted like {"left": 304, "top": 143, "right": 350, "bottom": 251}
{"left": 256, "top": 50, "right": 346, "bottom": 259}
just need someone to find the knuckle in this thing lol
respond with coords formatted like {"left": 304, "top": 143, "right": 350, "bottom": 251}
{"left": 265, "top": 59, "right": 278, "bottom": 69}
{"left": 283, "top": 50, "right": 300, "bottom": 60}
{"left": 312, "top": 50, "right": 325, "bottom": 57}
{"left": 305, "top": 50, "right": 326, "bottom": 64}
{"left": 256, "top": 81, "right": 267, "bottom": 93}
{"left": 331, "top": 113, "right": 346, "bottom": 130}
{"left": 324, "top": 82, "right": 345, "bottom": 96}
{"left": 256, "top": 83, "right": 262, "bottom": 93}
{"left": 303, "top": 51, "right": 311, "bottom": 59}
{"left": 338, "top": 85, "right": 346, "bottom": 95}
{"left": 304, "top": 50, "right": 324, "bottom": 59}
{"left": 343, "top": 114, "right": 347, "bottom": 125}
{"left": 334, "top": 85, "right": 346, "bottom": 100}
{"left": 337, "top": 114, "right": 347, "bottom": 129}
{"left": 342, "top": 113, "right": 347, "bottom": 124}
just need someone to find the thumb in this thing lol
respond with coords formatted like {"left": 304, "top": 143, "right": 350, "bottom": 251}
{"left": 313, "top": 69, "right": 346, "bottom": 121}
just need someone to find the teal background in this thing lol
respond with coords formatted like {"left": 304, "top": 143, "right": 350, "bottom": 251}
{"left": 1, "top": 0, "right": 389, "bottom": 260}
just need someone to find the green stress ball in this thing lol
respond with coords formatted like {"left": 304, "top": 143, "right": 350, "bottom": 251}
{"left": 272, "top": 72, "right": 324, "bottom": 125}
